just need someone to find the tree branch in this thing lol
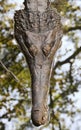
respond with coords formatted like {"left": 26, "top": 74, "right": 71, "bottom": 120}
{"left": 0, "top": 60, "right": 19, "bottom": 82}
{"left": 49, "top": 86, "right": 62, "bottom": 130}
{"left": 53, "top": 111, "right": 62, "bottom": 130}
{"left": 63, "top": 25, "right": 81, "bottom": 33}
{"left": 54, "top": 47, "right": 81, "bottom": 69}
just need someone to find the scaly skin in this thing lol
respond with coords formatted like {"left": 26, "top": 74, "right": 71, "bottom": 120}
{"left": 14, "top": 0, "right": 63, "bottom": 126}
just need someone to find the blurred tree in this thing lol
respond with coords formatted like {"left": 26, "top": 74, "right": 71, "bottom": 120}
{"left": 0, "top": 0, "right": 81, "bottom": 130}
{"left": 0, "top": 0, "right": 31, "bottom": 129}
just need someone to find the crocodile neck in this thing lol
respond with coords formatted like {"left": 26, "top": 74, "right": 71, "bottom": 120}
{"left": 24, "top": 0, "right": 50, "bottom": 12}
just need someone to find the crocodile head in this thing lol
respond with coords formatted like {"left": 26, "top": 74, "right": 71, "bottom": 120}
{"left": 14, "top": 0, "right": 63, "bottom": 126}
{"left": 24, "top": 30, "right": 62, "bottom": 126}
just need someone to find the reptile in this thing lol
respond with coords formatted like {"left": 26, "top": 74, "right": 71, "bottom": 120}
{"left": 14, "top": 0, "right": 63, "bottom": 126}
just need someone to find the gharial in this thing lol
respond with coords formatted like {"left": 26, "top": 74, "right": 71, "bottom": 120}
{"left": 14, "top": 0, "right": 63, "bottom": 126}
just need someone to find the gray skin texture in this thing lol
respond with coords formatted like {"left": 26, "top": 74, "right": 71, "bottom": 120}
{"left": 14, "top": 0, "right": 63, "bottom": 126}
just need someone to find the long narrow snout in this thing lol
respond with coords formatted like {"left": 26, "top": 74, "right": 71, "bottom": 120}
{"left": 32, "top": 103, "right": 48, "bottom": 126}
{"left": 31, "top": 64, "right": 50, "bottom": 126}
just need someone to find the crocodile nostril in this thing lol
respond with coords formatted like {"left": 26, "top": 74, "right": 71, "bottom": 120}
{"left": 42, "top": 116, "right": 46, "bottom": 121}
{"left": 31, "top": 108, "right": 48, "bottom": 126}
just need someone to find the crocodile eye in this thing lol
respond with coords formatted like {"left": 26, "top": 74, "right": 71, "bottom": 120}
{"left": 42, "top": 44, "right": 51, "bottom": 56}
{"left": 29, "top": 45, "right": 38, "bottom": 56}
